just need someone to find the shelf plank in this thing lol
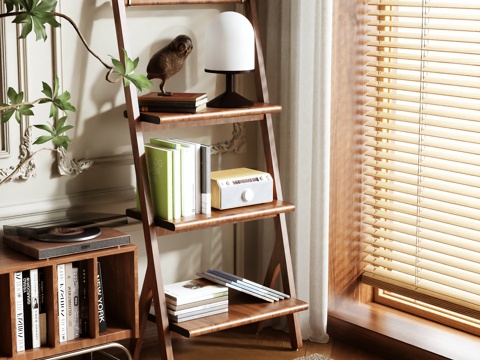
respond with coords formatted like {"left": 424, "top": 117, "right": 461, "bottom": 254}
{"left": 169, "top": 291, "right": 309, "bottom": 338}
{"left": 135, "top": 102, "right": 282, "bottom": 131}
{"left": 126, "top": 200, "right": 295, "bottom": 232}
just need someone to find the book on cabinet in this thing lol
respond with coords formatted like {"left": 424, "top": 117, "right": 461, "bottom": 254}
{"left": 111, "top": 1, "right": 308, "bottom": 359}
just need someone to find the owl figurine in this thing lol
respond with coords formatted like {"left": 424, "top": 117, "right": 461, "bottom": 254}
{"left": 146, "top": 34, "right": 193, "bottom": 96}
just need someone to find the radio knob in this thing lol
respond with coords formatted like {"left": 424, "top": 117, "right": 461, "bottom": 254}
{"left": 242, "top": 189, "right": 254, "bottom": 202}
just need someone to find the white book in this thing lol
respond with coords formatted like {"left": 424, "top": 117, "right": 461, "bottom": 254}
{"left": 171, "top": 139, "right": 201, "bottom": 213}
{"left": 169, "top": 306, "right": 228, "bottom": 323}
{"left": 164, "top": 278, "right": 228, "bottom": 306}
{"left": 65, "top": 263, "right": 74, "bottom": 340}
{"left": 72, "top": 266, "right": 80, "bottom": 339}
{"left": 163, "top": 139, "right": 196, "bottom": 217}
{"left": 14, "top": 271, "right": 25, "bottom": 352}
{"left": 30, "top": 268, "right": 41, "bottom": 349}
{"left": 57, "top": 263, "right": 67, "bottom": 343}
{"left": 167, "top": 299, "right": 228, "bottom": 316}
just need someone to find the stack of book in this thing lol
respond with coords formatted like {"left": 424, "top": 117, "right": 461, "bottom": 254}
{"left": 138, "top": 92, "right": 208, "bottom": 114}
{"left": 163, "top": 278, "right": 228, "bottom": 323}
{"left": 143, "top": 138, "right": 211, "bottom": 220}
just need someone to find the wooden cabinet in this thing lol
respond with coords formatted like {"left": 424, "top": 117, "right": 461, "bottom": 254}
{"left": 0, "top": 241, "right": 138, "bottom": 360}
{"left": 111, "top": 1, "right": 308, "bottom": 359}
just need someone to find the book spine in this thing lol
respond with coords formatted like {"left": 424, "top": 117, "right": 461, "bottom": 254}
{"left": 30, "top": 268, "right": 41, "bottom": 349}
{"left": 14, "top": 271, "right": 25, "bottom": 352}
{"left": 139, "top": 105, "right": 200, "bottom": 113}
{"left": 200, "top": 144, "right": 211, "bottom": 215}
{"left": 65, "top": 263, "right": 74, "bottom": 340}
{"left": 72, "top": 266, "right": 80, "bottom": 339}
{"left": 22, "top": 270, "right": 33, "bottom": 350}
{"left": 38, "top": 269, "right": 47, "bottom": 346}
{"left": 97, "top": 261, "right": 107, "bottom": 333}
{"left": 57, "top": 263, "right": 67, "bottom": 343}
{"left": 78, "top": 261, "right": 89, "bottom": 337}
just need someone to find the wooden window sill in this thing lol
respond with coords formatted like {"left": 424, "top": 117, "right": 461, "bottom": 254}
{"left": 328, "top": 302, "right": 480, "bottom": 360}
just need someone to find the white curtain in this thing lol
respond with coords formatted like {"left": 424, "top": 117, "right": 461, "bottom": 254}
{"left": 258, "top": 0, "right": 332, "bottom": 343}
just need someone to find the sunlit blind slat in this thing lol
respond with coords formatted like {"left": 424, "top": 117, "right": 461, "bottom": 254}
{"left": 364, "top": 0, "right": 480, "bottom": 321}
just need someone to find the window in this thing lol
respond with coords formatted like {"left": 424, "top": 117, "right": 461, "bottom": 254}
{"left": 363, "top": 0, "right": 480, "bottom": 335}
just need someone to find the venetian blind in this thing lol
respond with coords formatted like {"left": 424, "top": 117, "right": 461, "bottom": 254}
{"left": 363, "top": 0, "right": 480, "bottom": 320}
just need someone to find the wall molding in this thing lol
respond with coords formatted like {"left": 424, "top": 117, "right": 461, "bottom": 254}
{"left": 0, "top": 185, "right": 136, "bottom": 224}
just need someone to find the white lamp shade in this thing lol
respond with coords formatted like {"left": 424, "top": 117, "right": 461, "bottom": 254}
{"left": 205, "top": 12, "right": 255, "bottom": 72}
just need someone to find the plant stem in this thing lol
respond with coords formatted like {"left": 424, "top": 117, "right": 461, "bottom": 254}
{"left": 0, "top": 97, "right": 49, "bottom": 112}
{"left": 0, "top": 11, "right": 120, "bottom": 84}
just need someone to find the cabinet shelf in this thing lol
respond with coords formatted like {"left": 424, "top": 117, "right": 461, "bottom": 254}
{"left": 126, "top": 200, "right": 295, "bottom": 232}
{"left": 0, "top": 240, "right": 138, "bottom": 360}
{"left": 169, "top": 291, "right": 308, "bottom": 338}
{"left": 135, "top": 102, "right": 282, "bottom": 131}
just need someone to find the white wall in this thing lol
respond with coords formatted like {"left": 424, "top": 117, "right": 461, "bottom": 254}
{"left": 0, "top": 1, "right": 259, "bottom": 287}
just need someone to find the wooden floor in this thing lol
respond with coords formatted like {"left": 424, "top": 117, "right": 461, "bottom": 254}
{"left": 91, "top": 321, "right": 386, "bottom": 360}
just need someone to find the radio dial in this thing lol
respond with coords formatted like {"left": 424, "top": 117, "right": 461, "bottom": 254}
{"left": 242, "top": 189, "right": 254, "bottom": 202}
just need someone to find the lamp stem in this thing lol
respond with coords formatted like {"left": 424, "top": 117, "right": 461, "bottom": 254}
{"left": 226, "top": 73, "right": 235, "bottom": 93}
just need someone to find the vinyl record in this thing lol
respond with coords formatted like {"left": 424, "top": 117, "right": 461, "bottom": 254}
{"left": 35, "top": 226, "right": 101, "bottom": 243}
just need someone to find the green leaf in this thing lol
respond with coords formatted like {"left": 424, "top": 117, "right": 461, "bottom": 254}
{"left": 126, "top": 73, "right": 152, "bottom": 92}
{"left": 33, "top": 123, "right": 54, "bottom": 135}
{"left": 41, "top": 81, "right": 52, "bottom": 99}
{"left": 18, "top": 104, "right": 34, "bottom": 116}
{"left": 33, "top": 135, "right": 54, "bottom": 145}
{"left": 1, "top": 109, "right": 15, "bottom": 123}
{"left": 52, "top": 135, "right": 71, "bottom": 149}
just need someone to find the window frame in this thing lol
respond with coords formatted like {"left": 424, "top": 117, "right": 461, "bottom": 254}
{"left": 327, "top": 0, "right": 480, "bottom": 358}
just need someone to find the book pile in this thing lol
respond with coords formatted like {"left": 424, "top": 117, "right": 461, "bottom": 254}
{"left": 144, "top": 138, "right": 211, "bottom": 220}
{"left": 197, "top": 269, "right": 290, "bottom": 303}
{"left": 163, "top": 278, "right": 228, "bottom": 323}
{"left": 138, "top": 92, "right": 208, "bottom": 114}
{"left": 13, "top": 260, "right": 106, "bottom": 350}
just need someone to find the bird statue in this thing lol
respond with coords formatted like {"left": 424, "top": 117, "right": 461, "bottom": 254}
{"left": 146, "top": 34, "right": 193, "bottom": 96}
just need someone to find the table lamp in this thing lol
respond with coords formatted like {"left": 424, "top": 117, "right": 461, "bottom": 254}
{"left": 205, "top": 11, "right": 255, "bottom": 108}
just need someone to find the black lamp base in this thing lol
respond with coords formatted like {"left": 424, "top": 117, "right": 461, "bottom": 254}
{"left": 207, "top": 91, "right": 253, "bottom": 108}
{"left": 206, "top": 71, "right": 254, "bottom": 108}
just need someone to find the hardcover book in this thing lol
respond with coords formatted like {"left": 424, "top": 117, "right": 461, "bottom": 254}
{"left": 2, "top": 227, "right": 130, "bottom": 260}
{"left": 139, "top": 92, "right": 207, "bottom": 104}
{"left": 97, "top": 261, "right": 107, "bottom": 333}
{"left": 57, "top": 263, "right": 67, "bottom": 343}
{"left": 14, "top": 271, "right": 25, "bottom": 352}
{"left": 139, "top": 103, "right": 207, "bottom": 114}
{"left": 144, "top": 144, "right": 174, "bottom": 220}
{"left": 169, "top": 306, "right": 228, "bottom": 323}
{"left": 22, "top": 270, "right": 33, "bottom": 350}
{"left": 164, "top": 278, "right": 228, "bottom": 306}
{"left": 38, "top": 269, "right": 47, "bottom": 345}
{"left": 77, "top": 261, "right": 89, "bottom": 337}
{"left": 166, "top": 294, "right": 229, "bottom": 311}
{"left": 30, "top": 268, "right": 41, "bottom": 349}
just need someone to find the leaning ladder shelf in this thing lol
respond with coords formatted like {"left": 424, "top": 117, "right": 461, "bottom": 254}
{"left": 111, "top": 1, "right": 308, "bottom": 359}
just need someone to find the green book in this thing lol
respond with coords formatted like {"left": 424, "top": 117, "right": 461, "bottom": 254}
{"left": 150, "top": 139, "right": 182, "bottom": 220}
{"left": 144, "top": 144, "right": 174, "bottom": 220}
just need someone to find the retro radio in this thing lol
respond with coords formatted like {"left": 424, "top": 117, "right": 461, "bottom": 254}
{"left": 210, "top": 168, "right": 273, "bottom": 210}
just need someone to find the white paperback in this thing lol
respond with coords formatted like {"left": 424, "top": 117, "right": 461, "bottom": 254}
{"left": 30, "top": 268, "right": 41, "bottom": 348}
{"left": 57, "top": 263, "right": 67, "bottom": 342}
{"left": 72, "top": 266, "right": 80, "bottom": 339}
{"left": 65, "top": 263, "right": 74, "bottom": 340}
{"left": 14, "top": 271, "right": 25, "bottom": 352}
{"left": 164, "top": 278, "right": 228, "bottom": 306}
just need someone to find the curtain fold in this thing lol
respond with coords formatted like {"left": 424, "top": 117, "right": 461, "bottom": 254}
{"left": 258, "top": 0, "right": 332, "bottom": 343}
